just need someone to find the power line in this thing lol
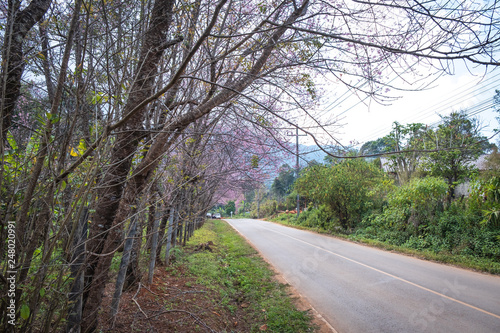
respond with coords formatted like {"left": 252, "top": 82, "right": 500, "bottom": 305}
{"left": 351, "top": 73, "right": 500, "bottom": 145}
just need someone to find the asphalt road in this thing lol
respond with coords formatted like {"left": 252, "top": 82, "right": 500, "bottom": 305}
{"left": 226, "top": 218, "right": 500, "bottom": 333}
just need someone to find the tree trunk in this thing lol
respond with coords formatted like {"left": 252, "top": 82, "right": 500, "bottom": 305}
{"left": 147, "top": 209, "right": 160, "bottom": 284}
{"left": 156, "top": 208, "right": 169, "bottom": 263}
{"left": 66, "top": 208, "right": 88, "bottom": 333}
{"left": 172, "top": 205, "right": 179, "bottom": 248}
{"left": 110, "top": 218, "right": 137, "bottom": 323}
{"left": 123, "top": 214, "right": 143, "bottom": 291}
{"left": 146, "top": 197, "right": 156, "bottom": 250}
{"left": 82, "top": 1, "right": 175, "bottom": 331}
{"left": 1, "top": 0, "right": 52, "bottom": 143}
{"left": 164, "top": 208, "right": 174, "bottom": 265}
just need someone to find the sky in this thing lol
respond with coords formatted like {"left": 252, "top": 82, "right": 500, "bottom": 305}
{"left": 313, "top": 62, "right": 500, "bottom": 150}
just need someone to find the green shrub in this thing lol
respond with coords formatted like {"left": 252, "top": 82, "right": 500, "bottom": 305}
{"left": 468, "top": 228, "right": 500, "bottom": 259}
{"left": 250, "top": 199, "right": 279, "bottom": 218}
{"left": 296, "top": 205, "right": 339, "bottom": 231}
{"left": 468, "top": 176, "right": 500, "bottom": 228}
{"left": 295, "top": 159, "right": 386, "bottom": 229}
{"left": 387, "top": 176, "right": 448, "bottom": 228}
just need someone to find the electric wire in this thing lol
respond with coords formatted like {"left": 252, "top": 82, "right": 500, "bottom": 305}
{"left": 351, "top": 73, "right": 500, "bottom": 145}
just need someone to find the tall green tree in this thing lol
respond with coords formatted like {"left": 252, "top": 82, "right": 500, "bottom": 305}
{"left": 359, "top": 137, "right": 390, "bottom": 156}
{"left": 424, "top": 111, "right": 492, "bottom": 198}
{"left": 270, "top": 164, "right": 295, "bottom": 201}
{"left": 382, "top": 122, "right": 427, "bottom": 185}
{"left": 225, "top": 200, "right": 236, "bottom": 216}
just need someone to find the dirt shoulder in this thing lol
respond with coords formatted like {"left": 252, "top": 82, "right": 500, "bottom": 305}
{"left": 97, "top": 219, "right": 323, "bottom": 332}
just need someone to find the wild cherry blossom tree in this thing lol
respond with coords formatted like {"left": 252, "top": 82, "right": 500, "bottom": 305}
{"left": 1, "top": 0, "right": 500, "bottom": 331}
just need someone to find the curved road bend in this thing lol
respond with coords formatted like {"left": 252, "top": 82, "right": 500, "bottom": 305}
{"left": 226, "top": 218, "right": 500, "bottom": 333}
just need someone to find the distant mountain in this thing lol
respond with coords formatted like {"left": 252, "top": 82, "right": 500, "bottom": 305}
{"left": 299, "top": 144, "right": 329, "bottom": 165}
{"left": 282, "top": 144, "right": 328, "bottom": 169}
{"left": 263, "top": 145, "right": 329, "bottom": 186}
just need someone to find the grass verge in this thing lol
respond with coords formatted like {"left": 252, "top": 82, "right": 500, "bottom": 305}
{"left": 176, "top": 219, "right": 316, "bottom": 332}
{"left": 99, "top": 219, "right": 317, "bottom": 332}
{"left": 347, "top": 235, "right": 500, "bottom": 274}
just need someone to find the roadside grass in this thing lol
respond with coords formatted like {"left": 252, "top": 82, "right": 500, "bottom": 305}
{"left": 270, "top": 215, "right": 500, "bottom": 275}
{"left": 348, "top": 235, "right": 500, "bottom": 275}
{"left": 173, "top": 219, "right": 316, "bottom": 332}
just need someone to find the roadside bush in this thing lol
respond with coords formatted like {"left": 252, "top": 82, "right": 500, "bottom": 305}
{"left": 425, "top": 201, "right": 473, "bottom": 251}
{"left": 386, "top": 176, "right": 448, "bottom": 229}
{"left": 469, "top": 176, "right": 500, "bottom": 228}
{"left": 250, "top": 199, "right": 278, "bottom": 218}
{"left": 295, "top": 159, "right": 386, "bottom": 230}
{"left": 355, "top": 177, "right": 448, "bottom": 246}
{"left": 262, "top": 199, "right": 278, "bottom": 217}
{"left": 284, "top": 191, "right": 299, "bottom": 211}
{"left": 403, "top": 235, "right": 430, "bottom": 251}
{"left": 275, "top": 157, "right": 500, "bottom": 266}
{"left": 468, "top": 228, "right": 500, "bottom": 259}
{"left": 296, "top": 205, "right": 339, "bottom": 231}
{"left": 359, "top": 192, "right": 500, "bottom": 260}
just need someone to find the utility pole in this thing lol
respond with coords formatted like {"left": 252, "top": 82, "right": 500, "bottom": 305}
{"left": 295, "top": 127, "right": 300, "bottom": 219}
{"left": 287, "top": 127, "right": 306, "bottom": 218}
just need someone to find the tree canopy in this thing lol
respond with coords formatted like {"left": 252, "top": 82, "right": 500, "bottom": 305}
{"left": 424, "top": 111, "right": 493, "bottom": 197}
{"left": 1, "top": 0, "right": 500, "bottom": 331}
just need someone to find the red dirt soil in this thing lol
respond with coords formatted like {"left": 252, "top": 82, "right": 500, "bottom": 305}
{"left": 97, "top": 263, "right": 260, "bottom": 332}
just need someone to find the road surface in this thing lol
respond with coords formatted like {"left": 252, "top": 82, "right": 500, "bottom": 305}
{"left": 226, "top": 218, "right": 500, "bottom": 333}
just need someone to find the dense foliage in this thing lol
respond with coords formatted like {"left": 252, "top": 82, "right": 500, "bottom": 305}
{"left": 295, "top": 159, "right": 385, "bottom": 229}
{"left": 423, "top": 111, "right": 493, "bottom": 198}
{"left": 270, "top": 147, "right": 500, "bottom": 270}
